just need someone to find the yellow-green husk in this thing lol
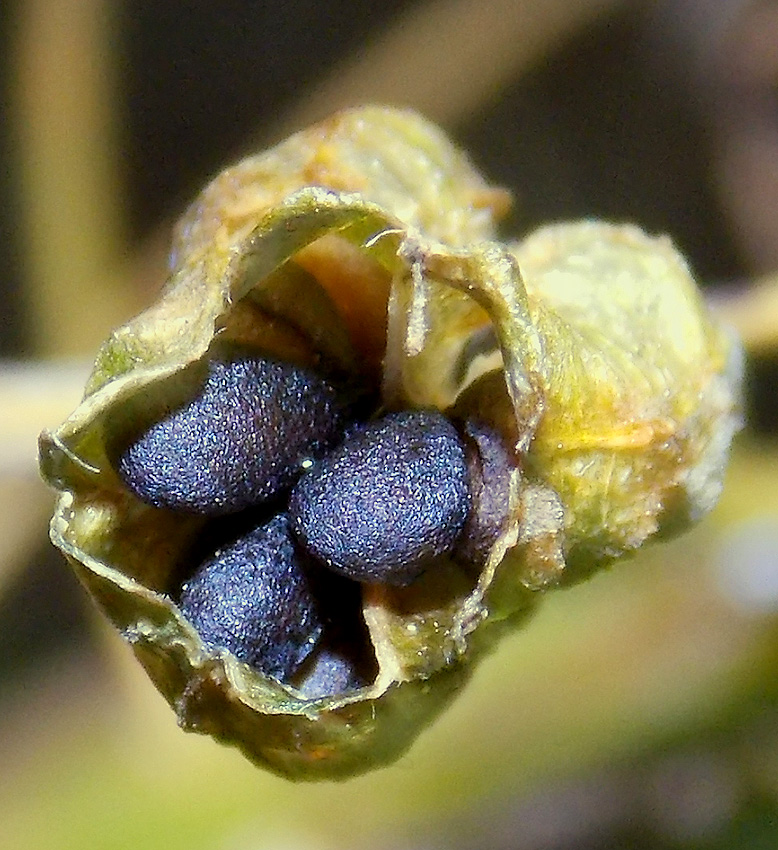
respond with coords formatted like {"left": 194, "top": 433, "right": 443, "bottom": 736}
{"left": 39, "top": 106, "right": 741, "bottom": 780}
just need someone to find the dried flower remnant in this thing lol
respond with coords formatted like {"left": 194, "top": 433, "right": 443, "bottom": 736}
{"left": 38, "top": 106, "right": 742, "bottom": 780}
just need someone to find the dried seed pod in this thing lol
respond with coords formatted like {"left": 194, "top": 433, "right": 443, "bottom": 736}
{"left": 289, "top": 410, "right": 471, "bottom": 585}
{"left": 118, "top": 354, "right": 355, "bottom": 515}
{"left": 39, "top": 106, "right": 742, "bottom": 780}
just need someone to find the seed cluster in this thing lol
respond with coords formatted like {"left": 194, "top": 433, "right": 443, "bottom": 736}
{"left": 117, "top": 352, "right": 512, "bottom": 697}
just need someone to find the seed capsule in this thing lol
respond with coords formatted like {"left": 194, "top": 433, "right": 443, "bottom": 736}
{"left": 118, "top": 354, "right": 351, "bottom": 515}
{"left": 38, "top": 107, "right": 742, "bottom": 780}
{"left": 289, "top": 411, "right": 471, "bottom": 585}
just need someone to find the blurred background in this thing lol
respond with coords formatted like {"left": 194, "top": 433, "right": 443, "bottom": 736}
{"left": 1, "top": 0, "right": 778, "bottom": 847}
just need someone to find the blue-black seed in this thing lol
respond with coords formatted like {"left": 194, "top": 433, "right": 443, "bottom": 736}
{"left": 288, "top": 411, "right": 471, "bottom": 585}
{"left": 118, "top": 354, "right": 351, "bottom": 514}
{"left": 179, "top": 512, "right": 375, "bottom": 694}
{"left": 291, "top": 569, "right": 377, "bottom": 697}
{"left": 455, "top": 418, "right": 514, "bottom": 569}
{"left": 179, "top": 513, "right": 323, "bottom": 681}
{"left": 294, "top": 645, "right": 370, "bottom": 698}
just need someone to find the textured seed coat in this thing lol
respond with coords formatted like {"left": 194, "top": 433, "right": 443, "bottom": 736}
{"left": 289, "top": 411, "right": 471, "bottom": 585}
{"left": 179, "top": 513, "right": 324, "bottom": 680}
{"left": 118, "top": 355, "right": 349, "bottom": 514}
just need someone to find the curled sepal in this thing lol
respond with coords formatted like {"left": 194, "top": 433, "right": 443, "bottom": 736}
{"left": 38, "top": 107, "right": 741, "bottom": 780}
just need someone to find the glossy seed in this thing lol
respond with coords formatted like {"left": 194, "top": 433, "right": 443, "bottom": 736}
{"left": 289, "top": 411, "right": 471, "bottom": 585}
{"left": 118, "top": 354, "right": 351, "bottom": 514}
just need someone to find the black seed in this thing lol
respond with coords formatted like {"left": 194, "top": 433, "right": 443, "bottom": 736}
{"left": 179, "top": 514, "right": 324, "bottom": 681}
{"left": 455, "top": 418, "right": 514, "bottom": 569}
{"left": 289, "top": 411, "right": 471, "bottom": 585}
{"left": 291, "top": 587, "right": 377, "bottom": 697}
{"left": 291, "top": 560, "right": 377, "bottom": 697}
{"left": 118, "top": 354, "right": 351, "bottom": 514}
{"left": 294, "top": 645, "right": 371, "bottom": 698}
{"left": 179, "top": 512, "right": 375, "bottom": 694}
